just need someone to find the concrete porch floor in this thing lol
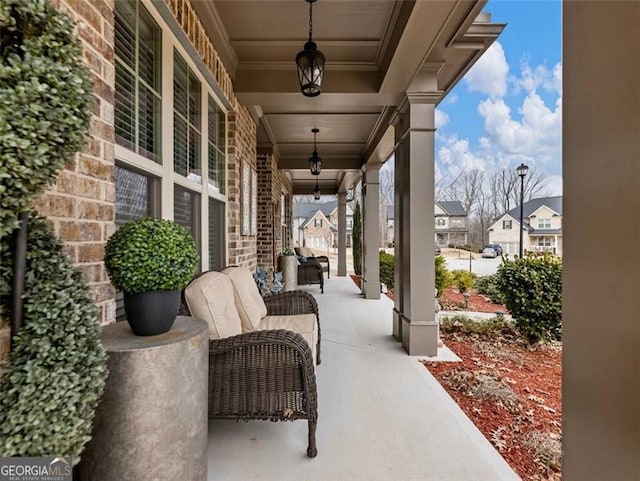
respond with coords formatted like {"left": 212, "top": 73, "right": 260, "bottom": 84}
{"left": 207, "top": 276, "right": 520, "bottom": 480}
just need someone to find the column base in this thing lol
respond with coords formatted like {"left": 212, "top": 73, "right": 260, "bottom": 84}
{"left": 401, "top": 317, "right": 439, "bottom": 356}
{"left": 363, "top": 280, "right": 381, "bottom": 299}
{"left": 337, "top": 266, "right": 347, "bottom": 277}
{"left": 392, "top": 308, "right": 402, "bottom": 341}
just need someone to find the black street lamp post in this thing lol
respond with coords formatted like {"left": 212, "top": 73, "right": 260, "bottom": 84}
{"left": 517, "top": 163, "right": 529, "bottom": 258}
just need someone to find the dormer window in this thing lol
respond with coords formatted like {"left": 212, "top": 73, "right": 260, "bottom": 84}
{"left": 538, "top": 218, "right": 551, "bottom": 229}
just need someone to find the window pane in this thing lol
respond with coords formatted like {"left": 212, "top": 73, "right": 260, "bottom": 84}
{"left": 114, "top": 1, "right": 135, "bottom": 71}
{"left": 115, "top": 1, "right": 161, "bottom": 161}
{"left": 174, "top": 185, "right": 200, "bottom": 244}
{"left": 138, "top": 86, "right": 160, "bottom": 161}
{"left": 114, "top": 166, "right": 153, "bottom": 225}
{"left": 174, "top": 113, "right": 188, "bottom": 176}
{"left": 114, "top": 65, "right": 135, "bottom": 149}
{"left": 137, "top": 6, "right": 161, "bottom": 91}
{"left": 208, "top": 198, "right": 225, "bottom": 271}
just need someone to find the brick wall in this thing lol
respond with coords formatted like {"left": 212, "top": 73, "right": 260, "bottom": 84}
{"left": 33, "top": 0, "right": 116, "bottom": 326}
{"left": 257, "top": 153, "right": 293, "bottom": 279}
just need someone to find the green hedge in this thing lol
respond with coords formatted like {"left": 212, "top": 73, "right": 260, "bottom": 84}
{"left": 0, "top": 0, "right": 92, "bottom": 238}
{"left": 475, "top": 274, "right": 505, "bottom": 305}
{"left": 352, "top": 201, "right": 362, "bottom": 275}
{"left": 435, "top": 255, "right": 451, "bottom": 297}
{"left": 379, "top": 250, "right": 394, "bottom": 288}
{"left": 0, "top": 215, "right": 107, "bottom": 458}
{"left": 496, "top": 254, "right": 562, "bottom": 344}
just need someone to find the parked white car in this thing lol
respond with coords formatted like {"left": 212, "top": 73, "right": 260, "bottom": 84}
{"left": 481, "top": 247, "right": 497, "bottom": 258}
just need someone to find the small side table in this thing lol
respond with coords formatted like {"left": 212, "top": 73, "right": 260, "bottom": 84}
{"left": 81, "top": 316, "right": 208, "bottom": 481}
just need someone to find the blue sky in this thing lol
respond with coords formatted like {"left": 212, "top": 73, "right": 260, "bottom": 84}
{"left": 435, "top": 0, "right": 562, "bottom": 195}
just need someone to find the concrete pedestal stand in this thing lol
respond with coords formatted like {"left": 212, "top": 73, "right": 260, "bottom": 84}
{"left": 278, "top": 255, "right": 298, "bottom": 292}
{"left": 80, "top": 316, "right": 208, "bottom": 481}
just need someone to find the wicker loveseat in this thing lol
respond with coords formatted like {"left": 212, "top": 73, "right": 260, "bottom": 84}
{"left": 296, "top": 247, "right": 330, "bottom": 278}
{"left": 183, "top": 267, "right": 320, "bottom": 457}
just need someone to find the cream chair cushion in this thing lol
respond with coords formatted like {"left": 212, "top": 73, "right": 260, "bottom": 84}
{"left": 222, "top": 267, "right": 268, "bottom": 332}
{"left": 184, "top": 271, "right": 242, "bottom": 340}
{"left": 256, "top": 314, "right": 318, "bottom": 366}
{"left": 298, "top": 247, "right": 314, "bottom": 258}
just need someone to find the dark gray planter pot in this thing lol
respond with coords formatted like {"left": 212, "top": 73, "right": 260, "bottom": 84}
{"left": 123, "top": 290, "right": 180, "bottom": 336}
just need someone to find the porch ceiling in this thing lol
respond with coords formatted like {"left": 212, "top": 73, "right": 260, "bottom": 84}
{"left": 193, "top": 1, "right": 505, "bottom": 195}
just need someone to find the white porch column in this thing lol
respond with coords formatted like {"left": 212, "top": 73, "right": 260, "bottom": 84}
{"left": 362, "top": 165, "right": 381, "bottom": 299}
{"left": 396, "top": 95, "right": 438, "bottom": 356}
{"left": 337, "top": 192, "right": 347, "bottom": 276}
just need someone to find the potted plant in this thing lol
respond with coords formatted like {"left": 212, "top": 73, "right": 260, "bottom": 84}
{"left": 278, "top": 248, "right": 298, "bottom": 292}
{"left": 105, "top": 218, "right": 198, "bottom": 335}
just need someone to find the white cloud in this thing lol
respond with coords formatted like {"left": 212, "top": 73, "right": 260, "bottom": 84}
{"left": 513, "top": 60, "right": 562, "bottom": 95}
{"left": 477, "top": 91, "right": 561, "bottom": 160}
{"left": 437, "top": 135, "right": 490, "bottom": 177}
{"left": 435, "top": 109, "right": 449, "bottom": 129}
{"left": 445, "top": 93, "right": 459, "bottom": 105}
{"left": 463, "top": 42, "right": 509, "bottom": 98}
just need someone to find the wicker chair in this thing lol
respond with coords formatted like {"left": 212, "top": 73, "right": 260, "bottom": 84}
{"left": 183, "top": 269, "right": 320, "bottom": 457}
{"left": 296, "top": 247, "right": 330, "bottom": 279}
{"left": 298, "top": 258, "right": 324, "bottom": 293}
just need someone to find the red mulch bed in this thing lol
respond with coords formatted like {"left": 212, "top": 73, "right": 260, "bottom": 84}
{"left": 441, "top": 287, "right": 508, "bottom": 313}
{"left": 424, "top": 332, "right": 562, "bottom": 480}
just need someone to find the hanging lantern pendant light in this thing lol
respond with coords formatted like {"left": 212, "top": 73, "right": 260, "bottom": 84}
{"left": 296, "top": 0, "right": 325, "bottom": 97}
{"left": 309, "top": 128, "right": 322, "bottom": 175}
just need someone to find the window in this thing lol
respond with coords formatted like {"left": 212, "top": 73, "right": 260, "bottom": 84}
{"left": 208, "top": 198, "right": 225, "bottom": 271}
{"left": 538, "top": 218, "right": 551, "bottom": 229}
{"left": 503, "top": 220, "right": 512, "bottom": 230}
{"left": 115, "top": 1, "right": 161, "bottom": 161}
{"left": 347, "top": 219, "right": 353, "bottom": 229}
{"left": 174, "top": 185, "right": 200, "bottom": 248}
{"left": 114, "top": 2, "right": 229, "bottom": 278}
{"left": 436, "top": 218, "right": 446, "bottom": 227}
{"left": 207, "top": 95, "right": 226, "bottom": 194}
{"left": 314, "top": 218, "right": 323, "bottom": 228}
{"left": 174, "top": 51, "right": 201, "bottom": 180}
{"left": 537, "top": 236, "right": 553, "bottom": 247}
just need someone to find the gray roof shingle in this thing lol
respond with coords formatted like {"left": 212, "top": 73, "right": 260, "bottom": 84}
{"left": 292, "top": 201, "right": 337, "bottom": 223}
{"left": 437, "top": 201, "right": 467, "bottom": 217}
{"left": 506, "top": 196, "right": 562, "bottom": 219}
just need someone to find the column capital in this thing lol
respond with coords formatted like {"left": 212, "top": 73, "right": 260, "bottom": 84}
{"left": 337, "top": 191, "right": 348, "bottom": 203}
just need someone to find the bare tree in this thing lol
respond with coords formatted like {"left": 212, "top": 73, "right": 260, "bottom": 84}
{"left": 510, "top": 166, "right": 552, "bottom": 208}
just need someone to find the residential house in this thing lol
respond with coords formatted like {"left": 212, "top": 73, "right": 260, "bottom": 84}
{"left": 435, "top": 201, "right": 469, "bottom": 247}
{"left": 387, "top": 200, "right": 469, "bottom": 247}
{"left": 488, "top": 196, "right": 563, "bottom": 256}
{"left": 292, "top": 201, "right": 353, "bottom": 251}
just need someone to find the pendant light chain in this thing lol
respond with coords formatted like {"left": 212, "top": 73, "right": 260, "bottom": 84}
{"left": 308, "top": 1, "right": 313, "bottom": 41}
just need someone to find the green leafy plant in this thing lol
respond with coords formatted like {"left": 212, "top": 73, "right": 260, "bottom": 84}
{"left": 435, "top": 255, "right": 451, "bottom": 297}
{"left": 495, "top": 254, "right": 562, "bottom": 344}
{"left": 439, "top": 315, "right": 517, "bottom": 338}
{"left": 0, "top": 0, "right": 92, "bottom": 238}
{"left": 0, "top": 214, "right": 107, "bottom": 458}
{"left": 451, "top": 269, "right": 475, "bottom": 293}
{"left": 282, "top": 248, "right": 295, "bottom": 256}
{"left": 105, "top": 218, "right": 199, "bottom": 294}
{"left": 379, "top": 250, "right": 394, "bottom": 289}
{"left": 475, "top": 274, "right": 505, "bottom": 305}
{"left": 352, "top": 201, "right": 362, "bottom": 276}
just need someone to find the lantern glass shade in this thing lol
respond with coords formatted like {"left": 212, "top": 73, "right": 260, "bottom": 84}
{"left": 314, "top": 187, "right": 321, "bottom": 200}
{"left": 309, "top": 151, "right": 322, "bottom": 175}
{"left": 517, "top": 163, "right": 529, "bottom": 178}
{"left": 296, "top": 41, "right": 325, "bottom": 97}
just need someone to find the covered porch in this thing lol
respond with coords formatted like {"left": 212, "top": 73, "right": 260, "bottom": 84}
{"left": 207, "top": 276, "right": 518, "bottom": 480}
